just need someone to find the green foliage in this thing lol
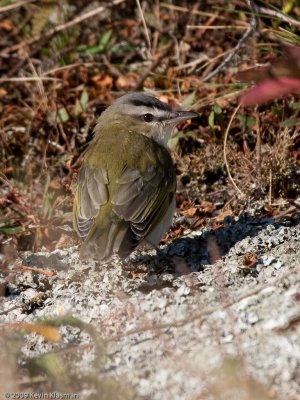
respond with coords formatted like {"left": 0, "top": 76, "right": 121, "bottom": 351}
{"left": 238, "top": 115, "right": 256, "bottom": 129}
{"left": 209, "top": 104, "right": 223, "bottom": 131}
{"left": 281, "top": 101, "right": 300, "bottom": 127}
{"left": 168, "top": 129, "right": 185, "bottom": 149}
{"left": 290, "top": 101, "right": 300, "bottom": 110}
{"left": 75, "top": 90, "right": 89, "bottom": 116}
{"left": 58, "top": 107, "right": 69, "bottom": 123}
{"left": 271, "top": 103, "right": 281, "bottom": 117}
{"left": 47, "top": 107, "right": 69, "bottom": 126}
{"left": 0, "top": 1, "right": 13, "bottom": 6}
{"left": 32, "top": 4, "right": 58, "bottom": 36}
{"left": 79, "top": 29, "right": 113, "bottom": 55}
{"left": 181, "top": 92, "right": 196, "bottom": 110}
{"left": 275, "top": 28, "right": 300, "bottom": 45}
{"left": 168, "top": 129, "right": 194, "bottom": 149}
{"left": 29, "top": 353, "right": 69, "bottom": 384}
{"left": 110, "top": 42, "right": 136, "bottom": 56}
{"left": 281, "top": 117, "right": 300, "bottom": 127}
{"left": 283, "top": 0, "right": 297, "bottom": 13}
{"left": 0, "top": 224, "right": 24, "bottom": 235}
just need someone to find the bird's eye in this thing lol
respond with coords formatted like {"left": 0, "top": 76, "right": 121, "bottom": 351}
{"left": 143, "top": 113, "right": 154, "bottom": 123}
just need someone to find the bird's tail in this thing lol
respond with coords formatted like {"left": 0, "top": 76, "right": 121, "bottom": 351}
{"left": 80, "top": 219, "right": 132, "bottom": 260}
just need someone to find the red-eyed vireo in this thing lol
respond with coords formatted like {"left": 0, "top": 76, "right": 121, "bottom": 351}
{"left": 73, "top": 92, "right": 198, "bottom": 260}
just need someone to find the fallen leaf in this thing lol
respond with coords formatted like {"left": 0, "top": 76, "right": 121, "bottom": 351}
{"left": 191, "top": 218, "right": 203, "bottom": 229}
{"left": 215, "top": 209, "right": 233, "bottom": 223}
{"left": 92, "top": 74, "right": 113, "bottom": 92}
{"left": 115, "top": 73, "right": 137, "bottom": 91}
{"left": 49, "top": 180, "right": 63, "bottom": 190}
{"left": 8, "top": 322, "right": 61, "bottom": 342}
{"left": 0, "top": 19, "right": 14, "bottom": 31}
{"left": 14, "top": 261, "right": 56, "bottom": 277}
{"left": 242, "top": 252, "right": 257, "bottom": 268}
{"left": 0, "top": 88, "right": 8, "bottom": 97}
{"left": 182, "top": 207, "right": 198, "bottom": 218}
{"left": 200, "top": 200, "right": 216, "bottom": 214}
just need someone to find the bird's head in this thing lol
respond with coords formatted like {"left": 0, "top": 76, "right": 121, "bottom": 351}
{"left": 96, "top": 92, "right": 198, "bottom": 147}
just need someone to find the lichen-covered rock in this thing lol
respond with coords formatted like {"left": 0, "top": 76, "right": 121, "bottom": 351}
{"left": 1, "top": 216, "right": 300, "bottom": 399}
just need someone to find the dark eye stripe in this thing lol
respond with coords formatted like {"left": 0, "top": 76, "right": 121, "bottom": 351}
{"left": 129, "top": 97, "right": 170, "bottom": 112}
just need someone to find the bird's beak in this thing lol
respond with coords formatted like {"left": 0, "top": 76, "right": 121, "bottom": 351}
{"left": 165, "top": 110, "right": 199, "bottom": 125}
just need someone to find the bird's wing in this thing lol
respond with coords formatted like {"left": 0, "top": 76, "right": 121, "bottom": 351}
{"left": 73, "top": 165, "right": 108, "bottom": 238}
{"left": 111, "top": 151, "right": 176, "bottom": 257}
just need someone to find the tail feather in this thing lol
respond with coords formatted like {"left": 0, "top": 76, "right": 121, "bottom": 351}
{"left": 80, "top": 220, "right": 129, "bottom": 260}
{"left": 118, "top": 228, "right": 140, "bottom": 258}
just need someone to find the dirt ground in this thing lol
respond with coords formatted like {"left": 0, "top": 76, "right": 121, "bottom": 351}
{"left": 1, "top": 212, "right": 300, "bottom": 399}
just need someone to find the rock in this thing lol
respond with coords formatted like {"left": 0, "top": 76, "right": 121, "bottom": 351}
{"left": 1, "top": 216, "right": 300, "bottom": 399}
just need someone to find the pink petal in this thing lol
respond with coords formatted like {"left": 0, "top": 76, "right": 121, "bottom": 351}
{"left": 240, "top": 77, "right": 300, "bottom": 106}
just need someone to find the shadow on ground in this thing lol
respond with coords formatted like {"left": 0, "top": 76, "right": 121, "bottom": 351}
{"left": 134, "top": 213, "right": 300, "bottom": 275}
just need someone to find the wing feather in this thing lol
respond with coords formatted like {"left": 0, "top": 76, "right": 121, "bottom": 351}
{"left": 73, "top": 166, "right": 108, "bottom": 238}
{"left": 111, "top": 147, "right": 176, "bottom": 255}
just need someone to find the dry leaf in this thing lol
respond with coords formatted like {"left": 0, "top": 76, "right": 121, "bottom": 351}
{"left": 182, "top": 207, "right": 198, "bottom": 218}
{"left": 200, "top": 200, "right": 216, "bottom": 214}
{"left": 92, "top": 74, "right": 113, "bottom": 92}
{"left": 16, "top": 265, "right": 56, "bottom": 277}
{"left": 0, "top": 88, "right": 8, "bottom": 97}
{"left": 191, "top": 218, "right": 203, "bottom": 229}
{"left": 49, "top": 180, "right": 62, "bottom": 190}
{"left": 0, "top": 19, "right": 14, "bottom": 31}
{"left": 242, "top": 252, "right": 257, "bottom": 268}
{"left": 8, "top": 322, "right": 61, "bottom": 342}
{"left": 115, "top": 73, "right": 137, "bottom": 91}
{"left": 215, "top": 209, "right": 233, "bottom": 223}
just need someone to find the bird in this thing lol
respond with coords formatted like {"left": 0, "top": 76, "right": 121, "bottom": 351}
{"left": 73, "top": 92, "right": 198, "bottom": 260}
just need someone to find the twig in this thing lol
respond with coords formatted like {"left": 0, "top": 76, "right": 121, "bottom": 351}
{"left": 133, "top": 43, "right": 174, "bottom": 91}
{"left": 15, "top": 265, "right": 56, "bottom": 277}
{"left": 190, "top": 13, "right": 219, "bottom": 39}
{"left": 0, "top": 0, "right": 36, "bottom": 13}
{"left": 43, "top": 62, "right": 99, "bottom": 76}
{"left": 192, "top": 89, "right": 243, "bottom": 110}
{"left": 136, "top": 0, "right": 152, "bottom": 57}
{"left": 187, "top": 25, "right": 249, "bottom": 30}
{"left": 257, "top": 5, "right": 300, "bottom": 28}
{"left": 160, "top": 2, "right": 229, "bottom": 21}
{"left": 173, "top": 54, "right": 208, "bottom": 72}
{"left": 255, "top": 107, "right": 262, "bottom": 196}
{"left": 57, "top": 120, "right": 72, "bottom": 154}
{"left": 0, "top": 172, "right": 15, "bottom": 191}
{"left": 28, "top": 59, "right": 49, "bottom": 115}
{"left": 202, "top": 27, "right": 253, "bottom": 80}
{"left": 223, "top": 103, "right": 245, "bottom": 197}
{"left": 0, "top": 77, "right": 60, "bottom": 83}
{"left": 196, "top": 48, "right": 235, "bottom": 75}
{"left": 0, "top": 305, "right": 22, "bottom": 316}
{"left": 201, "top": 0, "right": 259, "bottom": 81}
{"left": 0, "top": 0, "right": 126, "bottom": 56}
{"left": 102, "top": 55, "right": 123, "bottom": 78}
{"left": 269, "top": 166, "right": 272, "bottom": 205}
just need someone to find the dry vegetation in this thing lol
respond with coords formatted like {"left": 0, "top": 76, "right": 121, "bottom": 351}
{"left": 0, "top": 0, "right": 300, "bottom": 397}
{"left": 0, "top": 0, "right": 299, "bottom": 253}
